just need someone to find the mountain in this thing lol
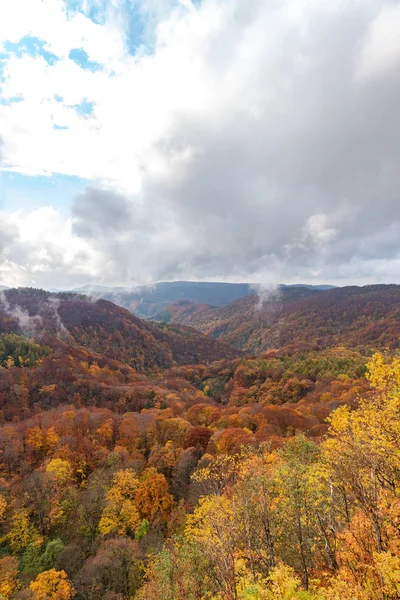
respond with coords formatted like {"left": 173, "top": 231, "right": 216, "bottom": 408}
{"left": 71, "top": 281, "right": 255, "bottom": 318}
{"left": 0, "top": 284, "right": 398, "bottom": 600}
{"left": 281, "top": 283, "right": 336, "bottom": 291}
{"left": 70, "top": 281, "right": 336, "bottom": 319}
{"left": 155, "top": 284, "right": 400, "bottom": 353}
{"left": 0, "top": 288, "right": 242, "bottom": 373}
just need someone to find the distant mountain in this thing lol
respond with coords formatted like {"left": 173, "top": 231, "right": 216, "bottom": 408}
{"left": 70, "top": 281, "right": 336, "bottom": 318}
{"left": 0, "top": 288, "right": 242, "bottom": 373}
{"left": 281, "top": 284, "right": 336, "bottom": 291}
{"left": 0, "top": 285, "right": 9, "bottom": 290}
{"left": 154, "top": 284, "right": 400, "bottom": 353}
{"left": 71, "top": 281, "right": 254, "bottom": 318}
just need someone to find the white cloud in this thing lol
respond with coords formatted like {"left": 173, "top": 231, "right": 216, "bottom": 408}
{"left": 357, "top": 4, "right": 400, "bottom": 80}
{"left": 304, "top": 215, "right": 337, "bottom": 245}
{"left": 0, "top": 207, "right": 97, "bottom": 287}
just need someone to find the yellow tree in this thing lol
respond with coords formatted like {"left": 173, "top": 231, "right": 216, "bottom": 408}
{"left": 45, "top": 458, "right": 73, "bottom": 486}
{"left": 98, "top": 469, "right": 141, "bottom": 536}
{"left": 323, "top": 352, "right": 400, "bottom": 597}
{"left": 30, "top": 569, "right": 75, "bottom": 599}
{"left": 0, "top": 493, "right": 7, "bottom": 523}
{"left": 8, "top": 508, "right": 39, "bottom": 553}
{"left": 186, "top": 494, "right": 241, "bottom": 600}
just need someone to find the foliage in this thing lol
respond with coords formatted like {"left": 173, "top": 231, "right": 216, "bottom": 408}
{"left": 1, "top": 286, "right": 400, "bottom": 599}
{"left": 29, "top": 569, "right": 74, "bottom": 599}
{"left": 0, "top": 333, "right": 50, "bottom": 368}
{"left": 0, "top": 556, "right": 20, "bottom": 599}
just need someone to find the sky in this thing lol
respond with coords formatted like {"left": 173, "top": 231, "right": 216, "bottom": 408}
{"left": 1, "top": 0, "right": 400, "bottom": 289}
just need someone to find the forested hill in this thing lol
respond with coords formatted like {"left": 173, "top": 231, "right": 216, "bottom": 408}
{"left": 0, "top": 288, "right": 241, "bottom": 373}
{"left": 73, "top": 281, "right": 334, "bottom": 319}
{"left": 1, "top": 286, "right": 400, "bottom": 599}
{"left": 155, "top": 284, "right": 400, "bottom": 353}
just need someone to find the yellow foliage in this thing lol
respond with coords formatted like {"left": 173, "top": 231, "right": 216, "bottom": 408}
{"left": 0, "top": 494, "right": 7, "bottom": 523}
{"left": 30, "top": 569, "right": 75, "bottom": 599}
{"left": 8, "top": 508, "right": 38, "bottom": 553}
{"left": 186, "top": 494, "right": 236, "bottom": 547}
{"left": 320, "top": 576, "right": 366, "bottom": 600}
{"left": 374, "top": 551, "right": 400, "bottom": 597}
{"left": 366, "top": 352, "right": 400, "bottom": 394}
{"left": 46, "top": 458, "right": 73, "bottom": 485}
{"left": 264, "top": 564, "right": 302, "bottom": 600}
{"left": 107, "top": 469, "right": 139, "bottom": 501}
{"left": 98, "top": 469, "right": 141, "bottom": 536}
{"left": 325, "top": 352, "right": 400, "bottom": 502}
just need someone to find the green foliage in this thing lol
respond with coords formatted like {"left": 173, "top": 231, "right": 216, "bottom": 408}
{"left": 39, "top": 539, "right": 64, "bottom": 571}
{"left": 21, "top": 539, "right": 64, "bottom": 576}
{"left": 135, "top": 519, "right": 150, "bottom": 541}
{"left": 0, "top": 333, "right": 50, "bottom": 368}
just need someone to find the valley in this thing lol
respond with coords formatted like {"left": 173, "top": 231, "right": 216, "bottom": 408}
{"left": 0, "top": 284, "right": 398, "bottom": 599}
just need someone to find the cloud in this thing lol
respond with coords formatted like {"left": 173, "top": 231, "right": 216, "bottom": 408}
{"left": 1, "top": 0, "right": 400, "bottom": 288}
{"left": 0, "top": 207, "right": 97, "bottom": 288}
{"left": 0, "top": 291, "right": 43, "bottom": 336}
{"left": 72, "top": 186, "right": 133, "bottom": 238}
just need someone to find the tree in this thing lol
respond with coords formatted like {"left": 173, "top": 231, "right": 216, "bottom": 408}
{"left": 45, "top": 458, "right": 73, "bottom": 486}
{"left": 135, "top": 468, "right": 174, "bottom": 526}
{"left": 98, "top": 469, "right": 140, "bottom": 536}
{"left": 137, "top": 537, "right": 216, "bottom": 600}
{"left": 185, "top": 494, "right": 241, "bottom": 600}
{"left": 215, "top": 427, "right": 257, "bottom": 455}
{"left": 273, "top": 437, "right": 320, "bottom": 590}
{"left": 29, "top": 569, "right": 74, "bottom": 599}
{"left": 322, "top": 352, "right": 400, "bottom": 596}
{"left": 75, "top": 538, "right": 142, "bottom": 599}
{"left": 183, "top": 426, "right": 212, "bottom": 451}
{"left": 117, "top": 415, "right": 140, "bottom": 453}
{"left": 0, "top": 493, "right": 7, "bottom": 523}
{"left": 8, "top": 508, "right": 39, "bottom": 553}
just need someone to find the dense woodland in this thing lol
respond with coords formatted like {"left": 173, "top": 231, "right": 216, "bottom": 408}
{"left": 0, "top": 287, "right": 399, "bottom": 599}
{"left": 157, "top": 284, "right": 400, "bottom": 353}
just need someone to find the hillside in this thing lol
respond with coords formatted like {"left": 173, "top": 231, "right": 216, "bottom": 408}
{"left": 73, "top": 281, "right": 255, "bottom": 318}
{"left": 156, "top": 284, "right": 400, "bottom": 352}
{"left": 1, "top": 285, "right": 400, "bottom": 600}
{"left": 72, "top": 281, "right": 334, "bottom": 319}
{"left": 0, "top": 288, "right": 241, "bottom": 373}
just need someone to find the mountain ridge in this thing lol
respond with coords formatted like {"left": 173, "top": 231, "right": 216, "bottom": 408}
{"left": 154, "top": 283, "right": 400, "bottom": 353}
{"left": 0, "top": 288, "right": 242, "bottom": 373}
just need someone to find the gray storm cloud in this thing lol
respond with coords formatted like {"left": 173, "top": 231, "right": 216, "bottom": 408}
{"left": 3, "top": 0, "right": 400, "bottom": 288}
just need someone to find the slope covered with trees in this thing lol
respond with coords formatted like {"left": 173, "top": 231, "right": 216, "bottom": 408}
{"left": 157, "top": 284, "right": 400, "bottom": 353}
{"left": 0, "top": 289, "right": 241, "bottom": 373}
{"left": 0, "top": 285, "right": 399, "bottom": 598}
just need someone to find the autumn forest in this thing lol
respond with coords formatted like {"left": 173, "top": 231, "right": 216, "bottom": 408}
{"left": 0, "top": 285, "right": 399, "bottom": 599}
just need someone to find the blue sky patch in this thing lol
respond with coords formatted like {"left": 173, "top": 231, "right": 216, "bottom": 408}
{"left": 0, "top": 171, "right": 89, "bottom": 213}
{"left": 69, "top": 48, "right": 103, "bottom": 72}
{"left": 0, "top": 96, "right": 23, "bottom": 106}
{"left": 65, "top": 0, "right": 107, "bottom": 25}
{"left": 4, "top": 36, "right": 59, "bottom": 65}
{"left": 71, "top": 99, "right": 96, "bottom": 117}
